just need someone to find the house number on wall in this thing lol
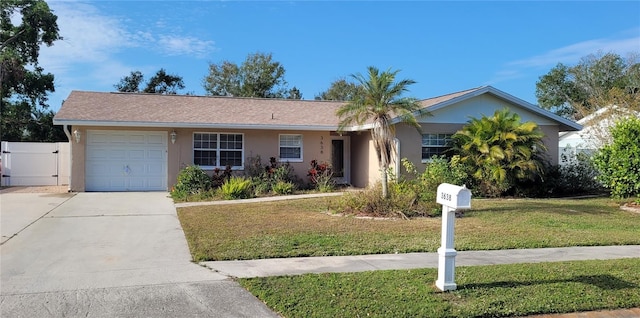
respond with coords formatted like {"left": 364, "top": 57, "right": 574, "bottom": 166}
{"left": 320, "top": 136, "right": 324, "bottom": 154}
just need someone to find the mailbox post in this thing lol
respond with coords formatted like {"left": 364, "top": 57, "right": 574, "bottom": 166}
{"left": 435, "top": 183, "right": 471, "bottom": 291}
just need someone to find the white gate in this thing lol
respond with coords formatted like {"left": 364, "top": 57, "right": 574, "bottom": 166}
{"left": 1, "top": 142, "right": 70, "bottom": 186}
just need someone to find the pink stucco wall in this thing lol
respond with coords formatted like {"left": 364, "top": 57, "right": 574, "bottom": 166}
{"left": 69, "top": 126, "right": 334, "bottom": 191}
{"left": 68, "top": 121, "right": 562, "bottom": 191}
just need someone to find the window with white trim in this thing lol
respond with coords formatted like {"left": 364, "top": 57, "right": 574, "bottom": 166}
{"left": 421, "top": 133, "right": 453, "bottom": 161}
{"left": 279, "top": 134, "right": 303, "bottom": 162}
{"left": 193, "top": 133, "right": 244, "bottom": 168}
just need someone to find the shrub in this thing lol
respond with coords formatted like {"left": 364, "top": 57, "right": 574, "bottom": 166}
{"left": 308, "top": 160, "right": 335, "bottom": 192}
{"left": 416, "top": 156, "right": 467, "bottom": 200}
{"left": 398, "top": 156, "right": 468, "bottom": 213}
{"left": 558, "top": 148, "right": 603, "bottom": 195}
{"left": 450, "top": 108, "right": 548, "bottom": 197}
{"left": 211, "top": 165, "right": 232, "bottom": 188}
{"left": 337, "top": 182, "right": 439, "bottom": 218}
{"left": 219, "top": 176, "right": 253, "bottom": 200}
{"left": 336, "top": 157, "right": 467, "bottom": 218}
{"left": 245, "top": 155, "right": 300, "bottom": 194}
{"left": 172, "top": 165, "right": 212, "bottom": 196}
{"left": 272, "top": 181, "right": 296, "bottom": 195}
{"left": 593, "top": 117, "right": 640, "bottom": 198}
{"left": 508, "top": 147, "right": 604, "bottom": 198}
{"left": 251, "top": 178, "right": 271, "bottom": 196}
{"left": 245, "top": 155, "right": 266, "bottom": 179}
{"left": 338, "top": 183, "right": 402, "bottom": 217}
{"left": 511, "top": 163, "right": 560, "bottom": 198}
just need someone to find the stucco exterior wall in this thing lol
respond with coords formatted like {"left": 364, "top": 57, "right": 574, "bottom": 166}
{"left": 539, "top": 125, "right": 559, "bottom": 164}
{"left": 394, "top": 122, "right": 560, "bottom": 178}
{"left": 68, "top": 126, "right": 333, "bottom": 191}
{"left": 417, "top": 94, "right": 557, "bottom": 125}
{"left": 172, "top": 128, "right": 332, "bottom": 186}
{"left": 69, "top": 127, "right": 86, "bottom": 192}
{"left": 349, "top": 132, "right": 377, "bottom": 188}
{"left": 395, "top": 123, "right": 464, "bottom": 175}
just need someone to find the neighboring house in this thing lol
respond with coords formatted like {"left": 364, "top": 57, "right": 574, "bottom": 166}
{"left": 53, "top": 86, "right": 581, "bottom": 192}
{"left": 558, "top": 106, "right": 639, "bottom": 164}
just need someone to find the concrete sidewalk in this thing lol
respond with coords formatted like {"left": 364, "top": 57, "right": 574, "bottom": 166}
{"left": 202, "top": 246, "right": 639, "bottom": 317}
{"left": 202, "top": 245, "right": 640, "bottom": 278}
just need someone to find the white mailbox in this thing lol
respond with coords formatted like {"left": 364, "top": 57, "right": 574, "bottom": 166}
{"left": 436, "top": 183, "right": 471, "bottom": 210}
{"left": 435, "top": 183, "right": 472, "bottom": 291}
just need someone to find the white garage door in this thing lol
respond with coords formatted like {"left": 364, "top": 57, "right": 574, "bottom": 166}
{"left": 86, "top": 130, "right": 167, "bottom": 191}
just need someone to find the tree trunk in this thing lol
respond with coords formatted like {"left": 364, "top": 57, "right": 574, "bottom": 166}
{"left": 381, "top": 167, "right": 389, "bottom": 199}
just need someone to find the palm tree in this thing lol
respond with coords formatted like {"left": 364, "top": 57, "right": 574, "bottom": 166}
{"left": 337, "top": 66, "right": 423, "bottom": 198}
{"left": 451, "top": 108, "right": 547, "bottom": 196}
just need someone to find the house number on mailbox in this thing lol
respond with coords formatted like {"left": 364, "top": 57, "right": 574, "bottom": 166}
{"left": 440, "top": 192, "right": 452, "bottom": 201}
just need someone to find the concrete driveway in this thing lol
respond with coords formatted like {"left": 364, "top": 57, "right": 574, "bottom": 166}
{"left": 0, "top": 192, "right": 278, "bottom": 317}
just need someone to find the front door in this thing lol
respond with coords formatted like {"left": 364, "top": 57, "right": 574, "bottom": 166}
{"left": 331, "top": 136, "right": 350, "bottom": 185}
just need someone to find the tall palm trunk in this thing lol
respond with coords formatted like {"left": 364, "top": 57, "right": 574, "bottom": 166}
{"left": 372, "top": 116, "right": 393, "bottom": 198}
{"left": 380, "top": 167, "right": 389, "bottom": 198}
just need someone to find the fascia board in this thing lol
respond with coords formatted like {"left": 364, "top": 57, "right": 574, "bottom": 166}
{"left": 415, "top": 86, "right": 582, "bottom": 132}
{"left": 485, "top": 87, "right": 582, "bottom": 131}
{"left": 52, "top": 119, "right": 340, "bottom": 131}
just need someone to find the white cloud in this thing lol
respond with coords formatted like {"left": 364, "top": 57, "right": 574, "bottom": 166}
{"left": 489, "top": 30, "right": 640, "bottom": 86}
{"left": 157, "top": 35, "right": 216, "bottom": 58}
{"left": 40, "top": 2, "right": 134, "bottom": 70}
{"left": 508, "top": 33, "right": 640, "bottom": 68}
{"left": 37, "top": 1, "right": 217, "bottom": 110}
{"left": 41, "top": 1, "right": 217, "bottom": 70}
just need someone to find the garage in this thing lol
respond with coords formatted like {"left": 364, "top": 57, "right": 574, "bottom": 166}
{"left": 85, "top": 130, "right": 167, "bottom": 191}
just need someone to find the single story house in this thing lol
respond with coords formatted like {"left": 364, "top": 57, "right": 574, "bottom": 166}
{"left": 558, "top": 105, "right": 639, "bottom": 164}
{"left": 53, "top": 86, "right": 581, "bottom": 192}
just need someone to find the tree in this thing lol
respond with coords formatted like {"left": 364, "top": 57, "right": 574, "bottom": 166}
{"left": 114, "top": 71, "right": 144, "bottom": 93}
{"left": 203, "top": 52, "right": 298, "bottom": 99}
{"left": 202, "top": 61, "right": 240, "bottom": 96}
{"left": 287, "top": 86, "right": 302, "bottom": 100}
{"left": 315, "top": 78, "right": 365, "bottom": 101}
{"left": 27, "top": 108, "right": 67, "bottom": 141}
{"left": 1, "top": 0, "right": 63, "bottom": 141}
{"left": 114, "top": 69, "right": 185, "bottom": 94}
{"left": 450, "top": 108, "right": 547, "bottom": 197}
{"left": 143, "top": 69, "right": 185, "bottom": 94}
{"left": 535, "top": 52, "right": 640, "bottom": 119}
{"left": 337, "top": 66, "right": 423, "bottom": 198}
{"left": 592, "top": 117, "right": 640, "bottom": 198}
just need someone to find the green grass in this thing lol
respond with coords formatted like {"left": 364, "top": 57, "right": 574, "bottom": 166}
{"left": 239, "top": 258, "right": 640, "bottom": 318}
{"left": 177, "top": 197, "right": 640, "bottom": 261}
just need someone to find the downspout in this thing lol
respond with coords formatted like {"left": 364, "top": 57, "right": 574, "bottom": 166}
{"left": 394, "top": 138, "right": 401, "bottom": 180}
{"left": 63, "top": 125, "right": 72, "bottom": 192}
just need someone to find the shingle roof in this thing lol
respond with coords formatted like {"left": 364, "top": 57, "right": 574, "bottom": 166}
{"left": 54, "top": 91, "right": 346, "bottom": 130}
{"left": 53, "top": 86, "right": 581, "bottom": 132}
{"left": 418, "top": 87, "right": 483, "bottom": 108}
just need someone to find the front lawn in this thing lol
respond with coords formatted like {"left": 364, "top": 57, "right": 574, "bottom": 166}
{"left": 239, "top": 258, "right": 640, "bottom": 318}
{"left": 177, "top": 197, "right": 640, "bottom": 261}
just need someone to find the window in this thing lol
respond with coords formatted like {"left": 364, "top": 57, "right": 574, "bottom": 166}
{"left": 279, "top": 134, "right": 303, "bottom": 162}
{"left": 193, "top": 133, "right": 243, "bottom": 168}
{"left": 422, "top": 133, "right": 452, "bottom": 161}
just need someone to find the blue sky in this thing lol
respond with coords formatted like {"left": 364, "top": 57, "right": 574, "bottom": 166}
{"left": 41, "top": 1, "right": 640, "bottom": 112}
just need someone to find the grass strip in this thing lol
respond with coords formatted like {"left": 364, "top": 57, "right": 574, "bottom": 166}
{"left": 177, "top": 197, "right": 640, "bottom": 261}
{"left": 239, "top": 258, "right": 640, "bottom": 318}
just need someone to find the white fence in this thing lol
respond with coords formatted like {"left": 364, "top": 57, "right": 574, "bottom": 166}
{"left": 1, "top": 141, "right": 70, "bottom": 186}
